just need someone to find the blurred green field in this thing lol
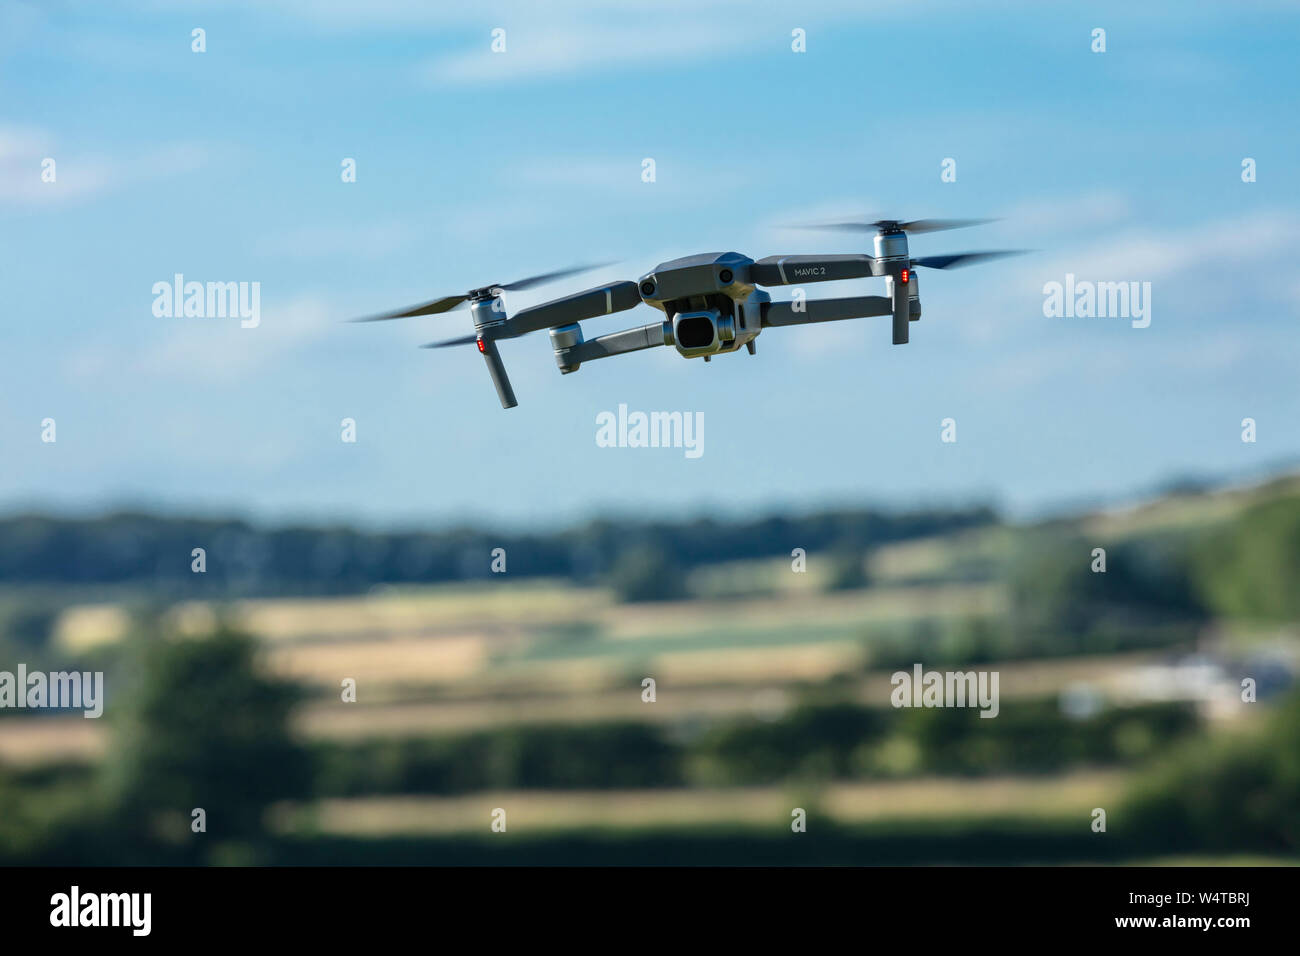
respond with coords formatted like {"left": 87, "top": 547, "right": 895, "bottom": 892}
{"left": 2, "top": 473, "right": 1298, "bottom": 865}
{"left": 277, "top": 770, "right": 1127, "bottom": 836}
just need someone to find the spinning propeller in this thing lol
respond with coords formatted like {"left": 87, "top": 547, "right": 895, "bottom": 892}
{"left": 790, "top": 215, "right": 1027, "bottom": 342}
{"left": 351, "top": 260, "right": 642, "bottom": 410}
{"left": 349, "top": 262, "right": 616, "bottom": 323}
{"left": 792, "top": 217, "right": 997, "bottom": 235}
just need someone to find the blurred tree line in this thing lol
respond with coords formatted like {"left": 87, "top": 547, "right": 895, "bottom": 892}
{"left": 0, "top": 629, "right": 308, "bottom": 864}
{"left": 1191, "top": 495, "right": 1300, "bottom": 621}
{"left": 310, "top": 698, "right": 1201, "bottom": 796}
{"left": 0, "top": 506, "right": 996, "bottom": 597}
{"left": 1123, "top": 692, "right": 1300, "bottom": 854}
{"left": 990, "top": 493, "right": 1300, "bottom": 654}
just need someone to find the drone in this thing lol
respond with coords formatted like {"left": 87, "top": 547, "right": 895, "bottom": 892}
{"left": 352, "top": 218, "right": 1020, "bottom": 409}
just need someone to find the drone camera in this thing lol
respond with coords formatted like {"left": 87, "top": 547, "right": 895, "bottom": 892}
{"left": 672, "top": 308, "right": 727, "bottom": 357}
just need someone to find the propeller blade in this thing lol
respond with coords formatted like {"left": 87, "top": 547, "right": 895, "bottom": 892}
{"left": 789, "top": 217, "right": 996, "bottom": 235}
{"left": 786, "top": 221, "right": 871, "bottom": 233}
{"left": 495, "top": 260, "right": 618, "bottom": 292}
{"left": 351, "top": 261, "right": 615, "bottom": 323}
{"left": 350, "top": 295, "right": 466, "bottom": 322}
{"left": 912, "top": 250, "right": 1026, "bottom": 270}
{"left": 419, "top": 333, "right": 480, "bottom": 349}
{"left": 894, "top": 218, "right": 996, "bottom": 234}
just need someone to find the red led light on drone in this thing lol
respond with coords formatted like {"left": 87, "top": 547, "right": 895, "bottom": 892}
{"left": 477, "top": 339, "right": 486, "bottom": 353}
{"left": 900, "top": 269, "right": 910, "bottom": 284}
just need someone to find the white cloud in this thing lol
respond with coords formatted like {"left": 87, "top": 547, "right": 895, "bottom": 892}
{"left": 1034, "top": 211, "right": 1300, "bottom": 285}
{"left": 0, "top": 125, "right": 210, "bottom": 206}
{"left": 754, "top": 198, "right": 888, "bottom": 245}
{"left": 503, "top": 155, "right": 758, "bottom": 207}
{"left": 253, "top": 221, "right": 421, "bottom": 260}
{"left": 511, "top": 157, "right": 654, "bottom": 191}
{"left": 0, "top": 125, "right": 111, "bottom": 204}
{"left": 247, "top": 0, "right": 901, "bottom": 32}
{"left": 418, "top": 23, "right": 733, "bottom": 86}
{"left": 1006, "top": 191, "right": 1132, "bottom": 235}
{"left": 149, "top": 295, "right": 333, "bottom": 381}
{"left": 66, "top": 296, "right": 335, "bottom": 386}
{"left": 945, "top": 210, "right": 1300, "bottom": 381}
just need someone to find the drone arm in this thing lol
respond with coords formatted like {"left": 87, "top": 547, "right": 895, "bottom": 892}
{"left": 553, "top": 321, "right": 666, "bottom": 371}
{"left": 749, "top": 255, "right": 880, "bottom": 287}
{"left": 506, "top": 280, "right": 642, "bottom": 338}
{"left": 761, "top": 295, "right": 893, "bottom": 327}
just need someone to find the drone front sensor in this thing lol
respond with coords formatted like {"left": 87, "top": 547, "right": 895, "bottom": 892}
{"left": 351, "top": 219, "right": 1022, "bottom": 409}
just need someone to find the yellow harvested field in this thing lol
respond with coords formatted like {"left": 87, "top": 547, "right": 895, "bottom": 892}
{"left": 650, "top": 641, "right": 867, "bottom": 684}
{"left": 50, "top": 581, "right": 610, "bottom": 651}
{"left": 237, "top": 582, "right": 598, "bottom": 642}
{"left": 51, "top": 604, "right": 131, "bottom": 654}
{"left": 233, "top": 584, "right": 606, "bottom": 642}
{"left": 280, "top": 770, "right": 1126, "bottom": 836}
{"left": 0, "top": 716, "right": 106, "bottom": 765}
{"left": 266, "top": 634, "right": 489, "bottom": 686}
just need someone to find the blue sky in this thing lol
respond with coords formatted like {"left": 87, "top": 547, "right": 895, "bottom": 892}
{"left": 2, "top": 0, "right": 1297, "bottom": 529}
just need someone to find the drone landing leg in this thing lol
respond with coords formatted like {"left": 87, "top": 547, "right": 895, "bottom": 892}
{"left": 890, "top": 275, "right": 910, "bottom": 345}
{"left": 478, "top": 334, "right": 518, "bottom": 409}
